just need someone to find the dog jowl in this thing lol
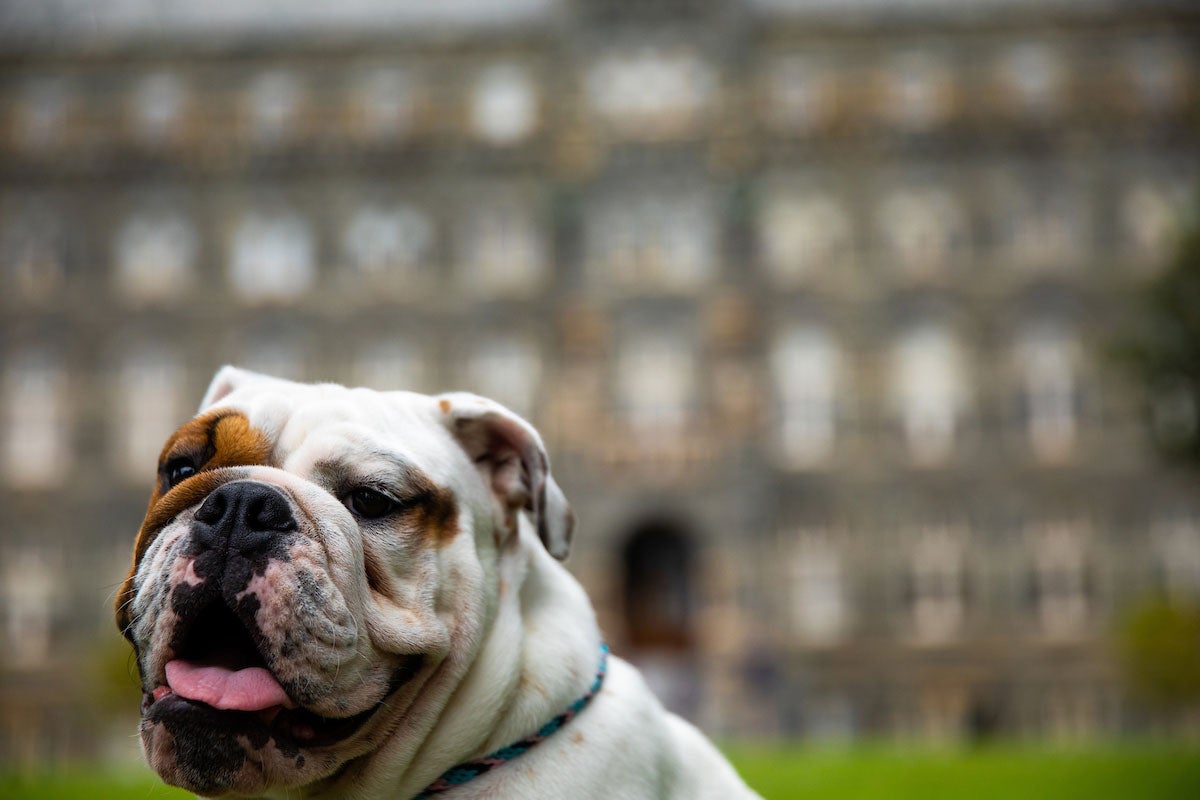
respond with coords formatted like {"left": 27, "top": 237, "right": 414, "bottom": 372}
{"left": 115, "top": 373, "right": 460, "bottom": 796}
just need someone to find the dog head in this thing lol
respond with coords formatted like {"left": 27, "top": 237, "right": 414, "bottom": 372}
{"left": 115, "top": 366, "right": 573, "bottom": 797}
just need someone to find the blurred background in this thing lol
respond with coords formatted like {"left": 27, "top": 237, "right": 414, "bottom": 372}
{"left": 1, "top": 0, "right": 1200, "bottom": 792}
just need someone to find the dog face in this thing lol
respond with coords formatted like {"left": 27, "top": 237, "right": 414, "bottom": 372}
{"left": 115, "top": 367, "right": 572, "bottom": 797}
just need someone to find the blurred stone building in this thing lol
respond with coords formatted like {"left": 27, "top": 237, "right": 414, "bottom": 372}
{"left": 2, "top": 0, "right": 1199, "bottom": 764}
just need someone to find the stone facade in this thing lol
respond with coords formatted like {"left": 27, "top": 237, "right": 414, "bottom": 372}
{"left": 1, "top": 0, "right": 1199, "bottom": 764}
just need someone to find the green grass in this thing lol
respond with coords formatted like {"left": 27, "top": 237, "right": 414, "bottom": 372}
{"left": 2, "top": 745, "right": 1199, "bottom": 799}
{"left": 0, "top": 767, "right": 191, "bottom": 800}
{"left": 727, "top": 743, "right": 1200, "bottom": 800}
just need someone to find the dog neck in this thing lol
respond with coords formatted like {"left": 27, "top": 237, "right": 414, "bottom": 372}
{"left": 317, "top": 519, "right": 604, "bottom": 800}
{"left": 409, "top": 520, "right": 603, "bottom": 788}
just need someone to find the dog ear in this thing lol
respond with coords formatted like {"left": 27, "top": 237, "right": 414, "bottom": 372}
{"left": 200, "top": 365, "right": 263, "bottom": 412}
{"left": 438, "top": 392, "right": 574, "bottom": 560}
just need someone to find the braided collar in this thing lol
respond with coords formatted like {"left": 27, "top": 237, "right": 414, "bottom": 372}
{"left": 411, "top": 643, "right": 610, "bottom": 799}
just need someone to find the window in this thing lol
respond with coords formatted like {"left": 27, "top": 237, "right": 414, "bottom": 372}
{"left": 470, "top": 63, "right": 538, "bottom": 145}
{"left": 114, "top": 349, "right": 185, "bottom": 481}
{"left": 1, "top": 200, "right": 66, "bottom": 302}
{"left": 1156, "top": 518, "right": 1200, "bottom": 601}
{"left": 916, "top": 686, "right": 969, "bottom": 742}
{"left": 1016, "top": 326, "right": 1078, "bottom": 463}
{"left": 789, "top": 531, "right": 846, "bottom": 643}
{"left": 771, "top": 326, "right": 840, "bottom": 468}
{"left": 877, "top": 185, "right": 966, "bottom": 277}
{"left": 113, "top": 209, "right": 197, "bottom": 304}
{"left": 586, "top": 186, "right": 716, "bottom": 292}
{"left": 2, "top": 353, "right": 68, "bottom": 489}
{"left": 342, "top": 203, "right": 434, "bottom": 283}
{"left": 1042, "top": 684, "right": 1098, "bottom": 743}
{"left": 465, "top": 335, "right": 541, "bottom": 419}
{"left": 880, "top": 51, "right": 953, "bottom": 132}
{"left": 616, "top": 328, "right": 695, "bottom": 433}
{"left": 990, "top": 172, "right": 1085, "bottom": 268}
{"left": 1031, "top": 522, "right": 1089, "bottom": 639}
{"left": 998, "top": 42, "right": 1064, "bottom": 118}
{"left": 244, "top": 70, "right": 303, "bottom": 144}
{"left": 891, "top": 324, "right": 968, "bottom": 466}
{"left": 130, "top": 71, "right": 187, "bottom": 143}
{"left": 1120, "top": 178, "right": 1187, "bottom": 265}
{"left": 455, "top": 196, "right": 546, "bottom": 297}
{"left": 910, "top": 526, "right": 965, "bottom": 644}
{"left": 229, "top": 210, "right": 315, "bottom": 304}
{"left": 758, "top": 189, "right": 851, "bottom": 283}
{"left": 13, "top": 77, "right": 69, "bottom": 149}
{"left": 1124, "top": 39, "right": 1187, "bottom": 114}
{"left": 353, "top": 341, "right": 429, "bottom": 393}
{"left": 762, "top": 54, "right": 837, "bottom": 134}
{"left": 585, "top": 47, "right": 715, "bottom": 140}
{"left": 241, "top": 339, "right": 305, "bottom": 382}
{"left": 805, "top": 694, "right": 855, "bottom": 741}
{"left": 352, "top": 67, "right": 416, "bottom": 140}
{"left": 2, "top": 548, "right": 57, "bottom": 667}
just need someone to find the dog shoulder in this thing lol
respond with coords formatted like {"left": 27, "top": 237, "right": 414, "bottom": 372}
{"left": 531, "top": 656, "right": 761, "bottom": 799}
{"left": 659, "top": 713, "right": 763, "bottom": 799}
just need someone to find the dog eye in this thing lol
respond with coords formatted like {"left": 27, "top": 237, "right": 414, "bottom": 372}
{"left": 348, "top": 488, "right": 397, "bottom": 519}
{"left": 164, "top": 457, "right": 197, "bottom": 488}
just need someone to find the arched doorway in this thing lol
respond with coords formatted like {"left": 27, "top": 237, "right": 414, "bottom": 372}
{"left": 619, "top": 516, "right": 701, "bottom": 719}
{"left": 621, "top": 517, "right": 696, "bottom": 652}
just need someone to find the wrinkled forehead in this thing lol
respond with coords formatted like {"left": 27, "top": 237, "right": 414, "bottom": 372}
{"left": 198, "top": 381, "right": 460, "bottom": 484}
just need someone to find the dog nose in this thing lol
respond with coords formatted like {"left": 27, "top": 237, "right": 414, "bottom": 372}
{"left": 193, "top": 481, "right": 297, "bottom": 556}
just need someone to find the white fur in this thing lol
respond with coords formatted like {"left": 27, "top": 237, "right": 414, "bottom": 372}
{"left": 135, "top": 369, "right": 760, "bottom": 799}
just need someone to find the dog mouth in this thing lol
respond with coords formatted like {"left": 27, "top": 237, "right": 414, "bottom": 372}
{"left": 144, "top": 600, "right": 420, "bottom": 750}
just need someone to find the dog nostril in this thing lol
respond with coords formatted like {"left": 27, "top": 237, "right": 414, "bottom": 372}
{"left": 195, "top": 492, "right": 228, "bottom": 525}
{"left": 245, "top": 492, "right": 297, "bottom": 533}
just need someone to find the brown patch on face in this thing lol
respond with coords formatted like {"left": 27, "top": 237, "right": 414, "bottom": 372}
{"left": 438, "top": 398, "right": 452, "bottom": 414}
{"left": 409, "top": 481, "right": 459, "bottom": 548}
{"left": 115, "top": 410, "right": 273, "bottom": 638}
{"left": 201, "top": 411, "right": 275, "bottom": 472}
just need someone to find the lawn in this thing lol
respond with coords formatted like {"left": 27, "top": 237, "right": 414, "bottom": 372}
{"left": 727, "top": 743, "right": 1200, "bottom": 800}
{"left": 2, "top": 745, "right": 1198, "bottom": 799}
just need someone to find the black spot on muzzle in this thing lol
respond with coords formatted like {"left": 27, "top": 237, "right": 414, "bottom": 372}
{"left": 164, "top": 481, "right": 300, "bottom": 691}
{"left": 146, "top": 694, "right": 254, "bottom": 795}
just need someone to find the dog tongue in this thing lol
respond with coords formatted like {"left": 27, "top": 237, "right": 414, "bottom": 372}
{"left": 165, "top": 660, "right": 296, "bottom": 711}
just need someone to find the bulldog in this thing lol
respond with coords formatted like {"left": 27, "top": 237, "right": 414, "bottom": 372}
{"left": 116, "top": 367, "right": 760, "bottom": 799}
